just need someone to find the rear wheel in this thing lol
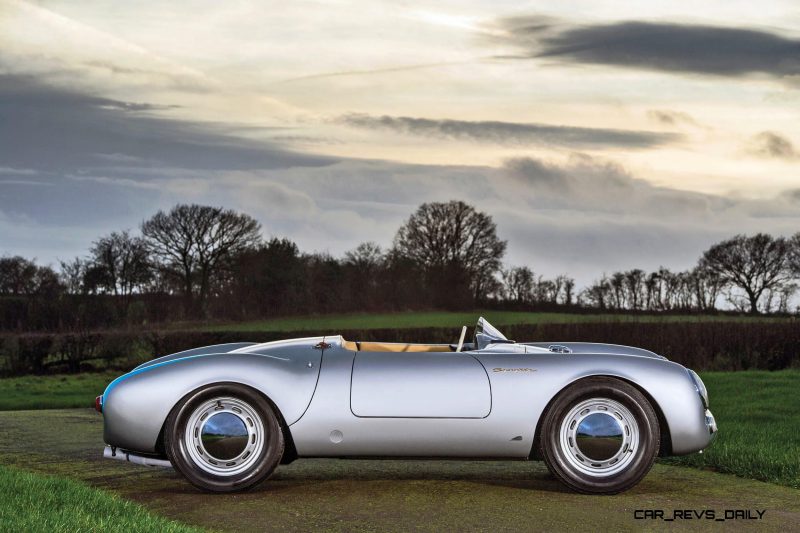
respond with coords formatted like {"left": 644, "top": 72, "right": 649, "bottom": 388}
{"left": 165, "top": 383, "right": 283, "bottom": 492}
{"left": 539, "top": 377, "right": 659, "bottom": 494}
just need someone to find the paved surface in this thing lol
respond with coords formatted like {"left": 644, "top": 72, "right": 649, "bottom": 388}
{"left": 1, "top": 409, "right": 798, "bottom": 532}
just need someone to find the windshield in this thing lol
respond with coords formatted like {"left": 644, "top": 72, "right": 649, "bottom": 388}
{"left": 474, "top": 317, "right": 509, "bottom": 350}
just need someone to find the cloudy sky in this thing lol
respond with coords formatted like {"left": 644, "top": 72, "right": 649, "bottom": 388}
{"left": 1, "top": 0, "right": 799, "bottom": 285}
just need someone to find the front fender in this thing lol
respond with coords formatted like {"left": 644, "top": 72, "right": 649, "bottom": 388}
{"left": 478, "top": 352, "right": 711, "bottom": 457}
{"left": 554, "top": 358, "right": 711, "bottom": 455}
{"left": 103, "top": 351, "right": 322, "bottom": 453}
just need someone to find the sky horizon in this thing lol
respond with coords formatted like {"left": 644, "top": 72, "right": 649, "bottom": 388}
{"left": 1, "top": 0, "right": 800, "bottom": 286}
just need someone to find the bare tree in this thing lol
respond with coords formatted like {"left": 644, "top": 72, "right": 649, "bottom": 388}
{"left": 644, "top": 272, "right": 659, "bottom": 310}
{"left": 700, "top": 234, "right": 791, "bottom": 313}
{"left": 556, "top": 275, "right": 575, "bottom": 305}
{"left": 87, "top": 231, "right": 152, "bottom": 312}
{"left": 774, "top": 283, "right": 798, "bottom": 313}
{"left": 59, "top": 258, "right": 90, "bottom": 295}
{"left": 0, "top": 256, "right": 61, "bottom": 296}
{"left": 393, "top": 201, "right": 506, "bottom": 304}
{"left": 789, "top": 232, "right": 800, "bottom": 279}
{"left": 0, "top": 256, "right": 38, "bottom": 295}
{"left": 141, "top": 204, "right": 261, "bottom": 315}
{"left": 623, "top": 269, "right": 645, "bottom": 310}
{"left": 688, "top": 266, "right": 724, "bottom": 311}
{"left": 581, "top": 275, "right": 611, "bottom": 309}
{"left": 502, "top": 266, "right": 534, "bottom": 303}
{"left": 344, "top": 242, "right": 384, "bottom": 271}
{"left": 609, "top": 272, "right": 625, "bottom": 309}
{"left": 344, "top": 242, "right": 385, "bottom": 310}
{"left": 673, "top": 271, "right": 693, "bottom": 309}
{"left": 535, "top": 278, "right": 559, "bottom": 303}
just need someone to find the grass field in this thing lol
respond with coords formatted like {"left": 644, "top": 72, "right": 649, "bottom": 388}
{"left": 1, "top": 409, "right": 798, "bottom": 532}
{"left": 0, "top": 465, "right": 203, "bottom": 532}
{"left": 663, "top": 369, "right": 800, "bottom": 488}
{"left": 0, "top": 372, "right": 116, "bottom": 411}
{"left": 192, "top": 309, "right": 793, "bottom": 332}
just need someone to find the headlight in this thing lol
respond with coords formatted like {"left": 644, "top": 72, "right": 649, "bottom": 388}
{"left": 687, "top": 369, "right": 709, "bottom": 408}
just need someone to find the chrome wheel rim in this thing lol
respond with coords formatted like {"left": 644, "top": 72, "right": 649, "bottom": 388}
{"left": 185, "top": 396, "right": 264, "bottom": 476}
{"left": 559, "top": 398, "right": 639, "bottom": 477}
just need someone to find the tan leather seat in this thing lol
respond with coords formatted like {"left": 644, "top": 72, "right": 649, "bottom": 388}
{"left": 358, "top": 342, "right": 452, "bottom": 353}
{"left": 341, "top": 339, "right": 452, "bottom": 352}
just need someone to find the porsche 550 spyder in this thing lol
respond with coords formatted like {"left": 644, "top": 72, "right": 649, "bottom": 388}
{"left": 98, "top": 317, "right": 716, "bottom": 494}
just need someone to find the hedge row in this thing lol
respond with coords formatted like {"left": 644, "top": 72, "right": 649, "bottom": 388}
{"left": 1, "top": 322, "right": 798, "bottom": 376}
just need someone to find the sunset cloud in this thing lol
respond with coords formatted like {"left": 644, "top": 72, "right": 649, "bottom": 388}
{"left": 497, "top": 18, "right": 800, "bottom": 80}
{"left": 338, "top": 113, "right": 680, "bottom": 149}
{"left": 746, "top": 131, "right": 799, "bottom": 159}
{"left": 1, "top": 0, "right": 800, "bottom": 283}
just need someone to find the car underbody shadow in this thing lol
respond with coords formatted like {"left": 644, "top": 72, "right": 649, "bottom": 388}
{"left": 214, "top": 458, "right": 571, "bottom": 494}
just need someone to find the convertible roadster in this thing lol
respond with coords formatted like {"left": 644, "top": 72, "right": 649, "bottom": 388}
{"left": 98, "top": 317, "right": 716, "bottom": 494}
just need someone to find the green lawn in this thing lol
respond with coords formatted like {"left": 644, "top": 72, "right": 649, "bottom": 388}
{"left": 0, "top": 372, "right": 116, "bottom": 411}
{"left": 662, "top": 369, "right": 800, "bottom": 488}
{"left": 1, "top": 409, "right": 798, "bottom": 531}
{"left": 190, "top": 310, "right": 791, "bottom": 333}
{"left": 0, "top": 465, "right": 203, "bottom": 532}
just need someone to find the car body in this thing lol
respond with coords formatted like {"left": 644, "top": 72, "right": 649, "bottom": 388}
{"left": 99, "top": 318, "right": 717, "bottom": 493}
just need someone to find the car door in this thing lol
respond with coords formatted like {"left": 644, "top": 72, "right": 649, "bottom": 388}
{"left": 350, "top": 351, "right": 491, "bottom": 418}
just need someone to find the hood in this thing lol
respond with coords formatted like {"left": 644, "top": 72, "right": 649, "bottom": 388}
{"left": 524, "top": 342, "right": 667, "bottom": 360}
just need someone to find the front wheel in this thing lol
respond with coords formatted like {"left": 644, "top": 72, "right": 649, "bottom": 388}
{"left": 539, "top": 377, "right": 660, "bottom": 494}
{"left": 165, "top": 383, "right": 284, "bottom": 492}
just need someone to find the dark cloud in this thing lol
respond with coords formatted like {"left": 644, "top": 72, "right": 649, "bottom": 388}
{"left": 503, "top": 154, "right": 633, "bottom": 193}
{"left": 338, "top": 113, "right": 679, "bottom": 149}
{"left": 647, "top": 109, "right": 700, "bottom": 127}
{"left": 497, "top": 18, "right": 800, "bottom": 78}
{"left": 499, "top": 153, "right": 739, "bottom": 220}
{"left": 482, "top": 154, "right": 798, "bottom": 282}
{"left": 2, "top": 145, "right": 800, "bottom": 287}
{"left": 102, "top": 101, "right": 182, "bottom": 112}
{"left": 0, "top": 75, "right": 336, "bottom": 174}
{"left": 502, "top": 158, "right": 573, "bottom": 191}
{"left": 2, "top": 76, "right": 799, "bottom": 288}
{"left": 746, "top": 131, "right": 798, "bottom": 159}
{"left": 0, "top": 74, "right": 338, "bottom": 229}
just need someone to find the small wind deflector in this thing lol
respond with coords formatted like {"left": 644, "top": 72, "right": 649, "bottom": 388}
{"left": 474, "top": 317, "right": 512, "bottom": 350}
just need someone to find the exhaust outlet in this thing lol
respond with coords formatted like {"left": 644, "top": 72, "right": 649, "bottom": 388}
{"left": 103, "top": 445, "right": 173, "bottom": 468}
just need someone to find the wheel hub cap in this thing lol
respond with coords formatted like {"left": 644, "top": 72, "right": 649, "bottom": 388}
{"left": 559, "top": 398, "right": 640, "bottom": 477}
{"left": 575, "top": 412, "right": 624, "bottom": 461}
{"left": 185, "top": 397, "right": 265, "bottom": 476}
{"left": 201, "top": 412, "right": 249, "bottom": 460}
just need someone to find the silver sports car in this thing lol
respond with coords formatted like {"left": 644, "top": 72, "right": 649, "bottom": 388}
{"left": 98, "top": 317, "right": 716, "bottom": 494}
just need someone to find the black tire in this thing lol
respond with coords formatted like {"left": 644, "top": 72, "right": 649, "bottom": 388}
{"left": 539, "top": 377, "right": 660, "bottom": 494}
{"left": 165, "top": 383, "right": 284, "bottom": 493}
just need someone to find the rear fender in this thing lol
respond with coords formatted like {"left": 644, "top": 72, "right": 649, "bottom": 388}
{"left": 133, "top": 342, "right": 258, "bottom": 371}
{"left": 103, "top": 351, "right": 322, "bottom": 453}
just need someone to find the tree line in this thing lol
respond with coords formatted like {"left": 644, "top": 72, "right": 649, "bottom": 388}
{"left": 1, "top": 200, "right": 799, "bottom": 331}
{"left": 578, "top": 234, "right": 799, "bottom": 314}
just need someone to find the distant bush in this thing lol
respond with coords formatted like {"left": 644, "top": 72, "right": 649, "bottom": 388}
{"left": 501, "top": 322, "right": 800, "bottom": 371}
{"left": 0, "top": 321, "right": 797, "bottom": 377}
{"left": 0, "top": 335, "right": 54, "bottom": 375}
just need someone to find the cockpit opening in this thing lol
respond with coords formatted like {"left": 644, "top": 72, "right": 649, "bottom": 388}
{"left": 341, "top": 317, "right": 513, "bottom": 353}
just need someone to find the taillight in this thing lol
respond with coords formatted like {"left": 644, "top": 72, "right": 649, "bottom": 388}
{"left": 95, "top": 395, "right": 103, "bottom": 413}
